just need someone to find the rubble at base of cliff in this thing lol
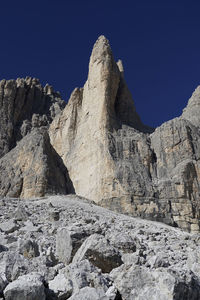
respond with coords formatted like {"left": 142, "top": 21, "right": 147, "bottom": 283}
{"left": 0, "top": 195, "right": 200, "bottom": 300}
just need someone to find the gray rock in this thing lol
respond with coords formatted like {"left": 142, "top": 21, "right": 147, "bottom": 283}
{"left": 0, "top": 274, "right": 7, "bottom": 296}
{"left": 64, "top": 259, "right": 111, "bottom": 295}
{"left": 68, "top": 287, "right": 109, "bottom": 300}
{"left": 0, "top": 36, "right": 200, "bottom": 234}
{"left": 18, "top": 239, "right": 40, "bottom": 259}
{"left": 0, "top": 220, "right": 17, "bottom": 234}
{"left": 0, "top": 195, "right": 200, "bottom": 299}
{"left": 3, "top": 272, "right": 45, "bottom": 300}
{"left": 72, "top": 234, "right": 123, "bottom": 273}
{"left": 48, "top": 35, "right": 200, "bottom": 233}
{"left": 110, "top": 265, "right": 200, "bottom": 300}
{"left": 56, "top": 226, "right": 89, "bottom": 265}
{"left": 0, "top": 77, "right": 65, "bottom": 159}
{"left": 0, "top": 128, "right": 74, "bottom": 198}
{"left": 19, "top": 220, "right": 41, "bottom": 233}
{"left": 13, "top": 204, "right": 29, "bottom": 221}
{"left": 56, "top": 227, "right": 73, "bottom": 265}
{"left": 48, "top": 272, "right": 72, "bottom": 299}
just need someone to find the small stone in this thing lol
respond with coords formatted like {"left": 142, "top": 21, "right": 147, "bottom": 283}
{"left": 49, "top": 210, "right": 60, "bottom": 221}
{"left": 48, "top": 273, "right": 72, "bottom": 299}
{"left": 0, "top": 220, "right": 18, "bottom": 234}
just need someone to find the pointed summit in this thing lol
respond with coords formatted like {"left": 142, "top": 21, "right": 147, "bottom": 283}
{"left": 50, "top": 36, "right": 153, "bottom": 204}
{"left": 90, "top": 35, "right": 112, "bottom": 63}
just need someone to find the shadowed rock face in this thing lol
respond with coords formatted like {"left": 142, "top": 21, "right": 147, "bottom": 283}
{"left": 0, "top": 78, "right": 74, "bottom": 198}
{"left": 50, "top": 35, "right": 200, "bottom": 232}
{"left": 0, "top": 77, "right": 65, "bottom": 159}
{"left": 0, "top": 128, "right": 74, "bottom": 198}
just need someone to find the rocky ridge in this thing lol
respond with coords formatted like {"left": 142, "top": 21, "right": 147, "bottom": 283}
{"left": 0, "top": 195, "right": 200, "bottom": 299}
{"left": 0, "top": 35, "right": 200, "bottom": 234}
{"left": 49, "top": 36, "right": 200, "bottom": 233}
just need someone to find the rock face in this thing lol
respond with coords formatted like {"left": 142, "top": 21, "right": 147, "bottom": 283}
{"left": 0, "top": 78, "right": 74, "bottom": 198}
{"left": 49, "top": 36, "right": 153, "bottom": 203}
{"left": 0, "top": 35, "right": 200, "bottom": 232}
{"left": 0, "top": 128, "right": 73, "bottom": 198}
{"left": 49, "top": 35, "right": 200, "bottom": 233}
{"left": 0, "top": 77, "right": 65, "bottom": 159}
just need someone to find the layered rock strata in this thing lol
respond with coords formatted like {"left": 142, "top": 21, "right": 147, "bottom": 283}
{"left": 0, "top": 36, "right": 200, "bottom": 232}
{"left": 0, "top": 128, "right": 73, "bottom": 198}
{"left": 0, "top": 78, "right": 73, "bottom": 198}
{"left": 0, "top": 77, "right": 65, "bottom": 159}
{"left": 50, "top": 36, "right": 200, "bottom": 232}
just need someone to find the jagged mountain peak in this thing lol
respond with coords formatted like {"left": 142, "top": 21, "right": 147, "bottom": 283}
{"left": 90, "top": 35, "right": 111, "bottom": 60}
{"left": 0, "top": 37, "right": 200, "bottom": 235}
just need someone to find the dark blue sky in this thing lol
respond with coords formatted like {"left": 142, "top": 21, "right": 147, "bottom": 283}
{"left": 1, "top": 0, "right": 200, "bottom": 127}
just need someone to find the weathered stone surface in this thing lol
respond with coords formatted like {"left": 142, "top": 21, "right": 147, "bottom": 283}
{"left": 68, "top": 287, "right": 109, "bottom": 300}
{"left": 182, "top": 85, "right": 200, "bottom": 127}
{"left": 0, "top": 128, "right": 74, "bottom": 198}
{"left": 18, "top": 238, "right": 40, "bottom": 259}
{"left": 56, "top": 226, "right": 89, "bottom": 265}
{"left": 0, "top": 220, "right": 18, "bottom": 234}
{"left": 49, "top": 35, "right": 152, "bottom": 204}
{"left": 0, "top": 35, "right": 199, "bottom": 232}
{"left": 72, "top": 233, "right": 123, "bottom": 273}
{"left": 3, "top": 272, "right": 45, "bottom": 300}
{"left": 56, "top": 227, "right": 73, "bottom": 265}
{"left": 0, "top": 77, "right": 65, "bottom": 159}
{"left": 50, "top": 35, "right": 200, "bottom": 232}
{"left": 13, "top": 204, "right": 29, "bottom": 221}
{"left": 64, "top": 259, "right": 111, "bottom": 295}
{"left": 110, "top": 265, "right": 200, "bottom": 300}
{"left": 0, "top": 275, "right": 7, "bottom": 296}
{"left": 48, "top": 272, "right": 72, "bottom": 299}
{"left": 0, "top": 195, "right": 200, "bottom": 299}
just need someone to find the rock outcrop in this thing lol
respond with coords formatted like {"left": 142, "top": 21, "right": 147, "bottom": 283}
{"left": 49, "top": 36, "right": 153, "bottom": 203}
{"left": 0, "top": 35, "right": 200, "bottom": 232}
{"left": 0, "top": 78, "right": 74, "bottom": 198}
{"left": 49, "top": 35, "right": 200, "bottom": 232}
{"left": 0, "top": 128, "right": 74, "bottom": 198}
{"left": 0, "top": 77, "right": 65, "bottom": 159}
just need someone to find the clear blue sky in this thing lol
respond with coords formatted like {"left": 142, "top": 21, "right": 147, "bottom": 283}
{"left": 1, "top": 0, "right": 200, "bottom": 127}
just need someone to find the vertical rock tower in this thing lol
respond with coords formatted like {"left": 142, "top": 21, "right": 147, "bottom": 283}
{"left": 49, "top": 36, "right": 152, "bottom": 202}
{"left": 0, "top": 36, "right": 200, "bottom": 232}
{"left": 50, "top": 36, "right": 200, "bottom": 232}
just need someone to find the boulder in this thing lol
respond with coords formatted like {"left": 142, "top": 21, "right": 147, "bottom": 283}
{"left": 3, "top": 272, "right": 45, "bottom": 300}
{"left": 68, "top": 287, "right": 109, "bottom": 300}
{"left": 72, "top": 234, "right": 123, "bottom": 273}
{"left": 64, "top": 259, "right": 111, "bottom": 295}
{"left": 56, "top": 226, "right": 89, "bottom": 265}
{"left": 48, "top": 272, "right": 72, "bottom": 299}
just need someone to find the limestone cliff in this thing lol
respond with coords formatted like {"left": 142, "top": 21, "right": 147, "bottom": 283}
{"left": 50, "top": 36, "right": 200, "bottom": 232}
{"left": 49, "top": 36, "right": 153, "bottom": 203}
{"left": 0, "top": 36, "right": 200, "bottom": 232}
{"left": 0, "top": 78, "right": 73, "bottom": 198}
{"left": 0, "top": 77, "right": 65, "bottom": 159}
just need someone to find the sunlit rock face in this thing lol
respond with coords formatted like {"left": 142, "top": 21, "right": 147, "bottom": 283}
{"left": 50, "top": 36, "right": 200, "bottom": 233}
{"left": 0, "top": 36, "right": 200, "bottom": 232}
